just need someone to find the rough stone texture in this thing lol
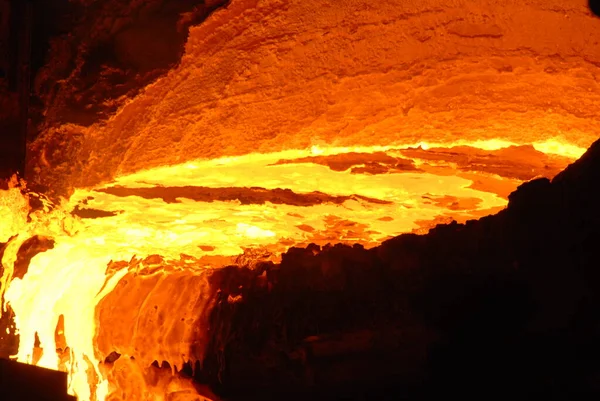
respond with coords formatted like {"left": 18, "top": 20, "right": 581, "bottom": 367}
{"left": 30, "top": 0, "right": 229, "bottom": 129}
{"left": 92, "top": 137, "right": 600, "bottom": 400}
{"left": 27, "top": 0, "right": 600, "bottom": 195}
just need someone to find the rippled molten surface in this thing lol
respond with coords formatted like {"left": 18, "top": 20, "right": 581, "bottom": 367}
{"left": 0, "top": 140, "right": 584, "bottom": 400}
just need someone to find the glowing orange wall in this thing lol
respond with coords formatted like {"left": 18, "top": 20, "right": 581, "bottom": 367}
{"left": 28, "top": 0, "right": 600, "bottom": 191}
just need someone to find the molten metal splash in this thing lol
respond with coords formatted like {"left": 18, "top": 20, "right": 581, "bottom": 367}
{"left": 0, "top": 176, "right": 29, "bottom": 243}
{"left": 0, "top": 140, "right": 586, "bottom": 400}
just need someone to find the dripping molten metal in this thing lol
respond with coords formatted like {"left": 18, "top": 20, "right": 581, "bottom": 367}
{"left": 0, "top": 140, "right": 585, "bottom": 400}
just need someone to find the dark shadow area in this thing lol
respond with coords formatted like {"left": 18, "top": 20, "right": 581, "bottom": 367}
{"left": 590, "top": 0, "right": 600, "bottom": 17}
{"left": 0, "top": 359, "right": 76, "bottom": 401}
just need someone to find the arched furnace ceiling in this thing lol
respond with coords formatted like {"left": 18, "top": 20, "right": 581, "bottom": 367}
{"left": 28, "top": 0, "right": 600, "bottom": 193}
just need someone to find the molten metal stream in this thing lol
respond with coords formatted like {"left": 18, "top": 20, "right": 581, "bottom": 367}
{"left": 0, "top": 140, "right": 586, "bottom": 400}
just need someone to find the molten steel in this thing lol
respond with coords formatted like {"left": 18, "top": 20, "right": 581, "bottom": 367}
{"left": 0, "top": 139, "right": 585, "bottom": 400}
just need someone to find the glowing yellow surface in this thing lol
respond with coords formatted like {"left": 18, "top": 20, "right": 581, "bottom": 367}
{"left": 0, "top": 139, "right": 581, "bottom": 400}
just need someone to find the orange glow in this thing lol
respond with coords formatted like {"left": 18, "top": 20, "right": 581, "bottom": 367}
{"left": 0, "top": 137, "right": 583, "bottom": 400}
{"left": 0, "top": 176, "right": 29, "bottom": 243}
{"left": 5, "top": 0, "right": 600, "bottom": 397}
